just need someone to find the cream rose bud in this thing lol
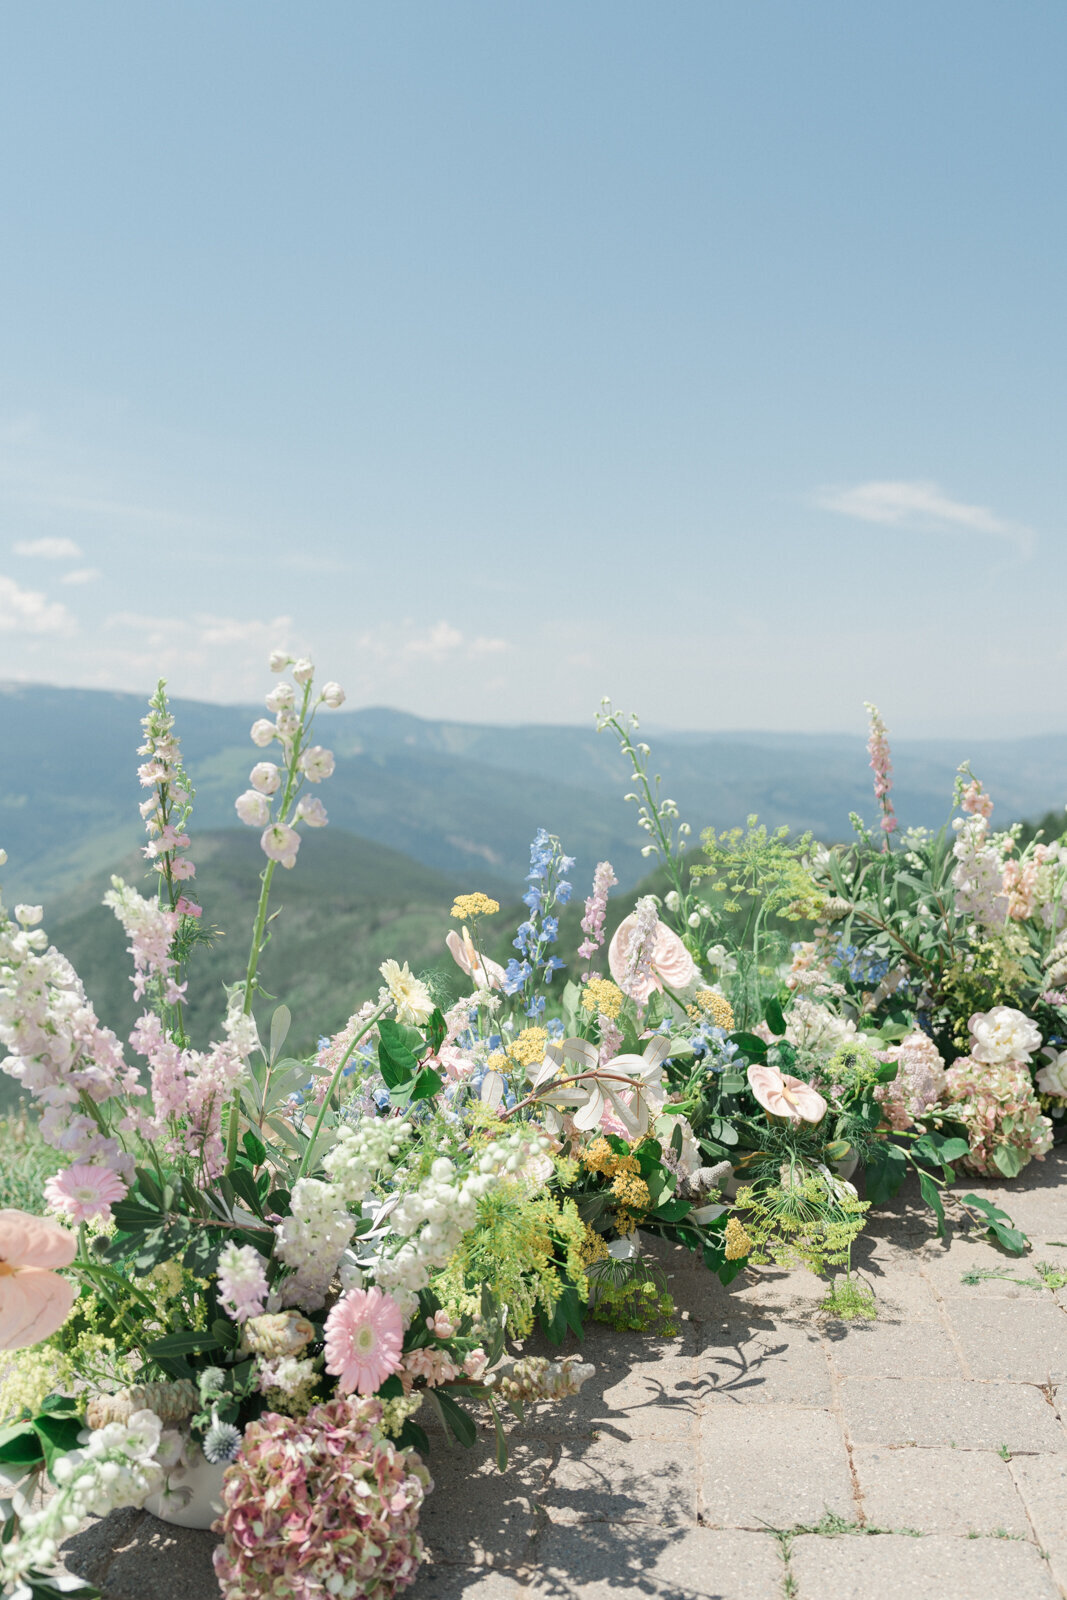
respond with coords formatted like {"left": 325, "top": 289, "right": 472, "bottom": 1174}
{"left": 235, "top": 790, "right": 271, "bottom": 827}
{"left": 14, "top": 904, "right": 43, "bottom": 926}
{"left": 297, "top": 796, "right": 328, "bottom": 827}
{"left": 265, "top": 683, "right": 296, "bottom": 714}
{"left": 269, "top": 649, "right": 291, "bottom": 673}
{"left": 250, "top": 762, "right": 281, "bottom": 795}
{"left": 250, "top": 718, "right": 275, "bottom": 748}
{"left": 300, "top": 745, "right": 335, "bottom": 782}
{"left": 320, "top": 681, "right": 345, "bottom": 709}
{"left": 260, "top": 822, "right": 301, "bottom": 868}
{"left": 291, "top": 657, "right": 314, "bottom": 685}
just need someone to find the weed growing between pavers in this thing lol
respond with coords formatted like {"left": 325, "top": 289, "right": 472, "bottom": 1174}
{"left": 767, "top": 1512, "right": 924, "bottom": 1597}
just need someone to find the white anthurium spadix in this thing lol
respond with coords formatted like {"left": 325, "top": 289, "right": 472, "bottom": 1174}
{"left": 531, "top": 1035, "right": 672, "bottom": 1137}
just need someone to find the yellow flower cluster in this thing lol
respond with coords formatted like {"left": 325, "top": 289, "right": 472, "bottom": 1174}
{"left": 486, "top": 1051, "right": 510, "bottom": 1074}
{"left": 612, "top": 1171, "right": 651, "bottom": 1211}
{"left": 690, "top": 989, "right": 735, "bottom": 1030}
{"left": 450, "top": 893, "right": 500, "bottom": 920}
{"left": 724, "top": 1216, "right": 753, "bottom": 1259}
{"left": 582, "top": 1135, "right": 623, "bottom": 1177}
{"left": 0, "top": 1345, "right": 71, "bottom": 1424}
{"left": 580, "top": 977, "right": 625, "bottom": 1019}
{"left": 508, "top": 1026, "right": 548, "bottom": 1068}
{"left": 578, "top": 1225, "right": 610, "bottom": 1267}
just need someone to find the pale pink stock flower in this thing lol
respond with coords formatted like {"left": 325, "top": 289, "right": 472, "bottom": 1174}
{"left": 44, "top": 1163, "right": 128, "bottom": 1226}
{"left": 296, "top": 795, "right": 329, "bottom": 827}
{"left": 463, "top": 1347, "right": 489, "bottom": 1381}
{"left": 250, "top": 718, "right": 275, "bottom": 747}
{"left": 300, "top": 745, "right": 335, "bottom": 783}
{"left": 403, "top": 1346, "right": 459, "bottom": 1388}
{"left": 324, "top": 1287, "right": 405, "bottom": 1395}
{"left": 609, "top": 901, "right": 698, "bottom": 1004}
{"left": 445, "top": 927, "right": 506, "bottom": 990}
{"left": 425, "top": 1310, "right": 456, "bottom": 1338}
{"left": 577, "top": 860, "right": 618, "bottom": 974}
{"left": 864, "top": 701, "right": 897, "bottom": 847}
{"left": 235, "top": 790, "right": 271, "bottom": 827}
{"left": 747, "top": 1064, "right": 828, "bottom": 1125}
{"left": 0, "top": 1209, "right": 77, "bottom": 1349}
{"left": 261, "top": 822, "right": 301, "bottom": 869}
{"left": 250, "top": 762, "right": 281, "bottom": 795}
{"left": 217, "top": 1242, "right": 270, "bottom": 1323}
{"left": 961, "top": 778, "right": 994, "bottom": 820}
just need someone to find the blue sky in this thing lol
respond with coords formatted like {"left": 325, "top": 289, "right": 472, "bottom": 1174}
{"left": 0, "top": 2, "right": 1064, "bottom": 736}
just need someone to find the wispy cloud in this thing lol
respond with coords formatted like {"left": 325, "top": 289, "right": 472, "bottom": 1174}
{"left": 814, "top": 479, "right": 1035, "bottom": 556}
{"left": 404, "top": 620, "right": 509, "bottom": 661}
{"left": 0, "top": 575, "right": 73, "bottom": 633}
{"left": 12, "top": 536, "right": 83, "bottom": 560}
{"left": 60, "top": 567, "right": 100, "bottom": 586}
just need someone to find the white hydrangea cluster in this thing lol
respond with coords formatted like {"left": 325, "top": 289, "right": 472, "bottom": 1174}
{"left": 274, "top": 1177, "right": 357, "bottom": 1310}
{"left": 322, "top": 1116, "right": 413, "bottom": 1205}
{"left": 0, "top": 1410, "right": 175, "bottom": 1588}
{"left": 374, "top": 1131, "right": 551, "bottom": 1305}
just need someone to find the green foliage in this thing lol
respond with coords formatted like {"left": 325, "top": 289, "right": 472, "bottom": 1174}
{"left": 0, "top": 1110, "right": 61, "bottom": 1210}
{"left": 735, "top": 1173, "right": 870, "bottom": 1277}
{"left": 586, "top": 1257, "right": 679, "bottom": 1335}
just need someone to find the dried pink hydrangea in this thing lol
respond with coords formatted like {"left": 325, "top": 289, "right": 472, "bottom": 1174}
{"left": 213, "top": 1395, "right": 430, "bottom": 1600}
{"left": 875, "top": 1031, "right": 947, "bottom": 1131}
{"left": 942, "top": 1056, "right": 1053, "bottom": 1176}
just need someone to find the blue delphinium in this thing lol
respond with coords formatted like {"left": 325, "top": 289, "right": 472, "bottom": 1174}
{"left": 503, "top": 829, "right": 574, "bottom": 1018}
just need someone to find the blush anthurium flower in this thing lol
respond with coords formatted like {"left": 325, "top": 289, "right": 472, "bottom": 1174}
{"left": 323, "top": 1287, "right": 405, "bottom": 1395}
{"left": 0, "top": 1209, "right": 78, "bottom": 1350}
{"left": 445, "top": 927, "right": 507, "bottom": 991}
{"left": 747, "top": 1064, "right": 828, "bottom": 1125}
{"left": 608, "top": 914, "right": 698, "bottom": 1003}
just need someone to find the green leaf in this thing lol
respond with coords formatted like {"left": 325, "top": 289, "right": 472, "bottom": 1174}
{"left": 874, "top": 1059, "right": 899, "bottom": 1083}
{"left": 707, "top": 1117, "right": 739, "bottom": 1147}
{"left": 993, "top": 1142, "right": 1026, "bottom": 1179}
{"left": 410, "top": 1066, "right": 443, "bottom": 1102}
{"left": 229, "top": 1166, "right": 266, "bottom": 1219}
{"left": 110, "top": 1198, "right": 164, "bottom": 1232}
{"left": 864, "top": 1141, "right": 908, "bottom": 1205}
{"left": 269, "top": 1005, "right": 292, "bottom": 1065}
{"left": 145, "top": 1330, "right": 223, "bottom": 1358}
{"left": 487, "top": 1395, "right": 509, "bottom": 1472}
{"left": 242, "top": 1129, "right": 268, "bottom": 1168}
{"left": 25, "top": 1574, "right": 101, "bottom": 1600}
{"left": 425, "top": 1007, "right": 447, "bottom": 1054}
{"left": 211, "top": 1318, "right": 239, "bottom": 1349}
{"left": 764, "top": 998, "right": 786, "bottom": 1037}
{"left": 918, "top": 1169, "right": 947, "bottom": 1238}
{"left": 727, "top": 1032, "right": 767, "bottom": 1062}
{"left": 433, "top": 1391, "right": 477, "bottom": 1448}
{"left": 959, "top": 1193, "right": 1029, "bottom": 1256}
{"left": 33, "top": 1413, "right": 84, "bottom": 1472}
{"left": 0, "top": 1423, "right": 44, "bottom": 1469}
{"left": 377, "top": 1018, "right": 419, "bottom": 1088}
{"left": 651, "top": 1197, "right": 691, "bottom": 1222}
{"left": 719, "top": 1070, "right": 746, "bottom": 1096}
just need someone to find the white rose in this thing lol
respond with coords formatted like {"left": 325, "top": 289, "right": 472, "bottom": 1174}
{"left": 320, "top": 681, "right": 345, "bottom": 708}
{"left": 265, "top": 684, "right": 295, "bottom": 714}
{"left": 235, "top": 790, "right": 271, "bottom": 827}
{"left": 300, "top": 745, "right": 335, "bottom": 783}
{"left": 291, "top": 657, "right": 314, "bottom": 685}
{"left": 969, "top": 1005, "right": 1042, "bottom": 1065}
{"left": 250, "top": 762, "right": 281, "bottom": 795}
{"left": 250, "top": 719, "right": 275, "bottom": 748}
{"left": 1035, "top": 1046, "right": 1067, "bottom": 1098}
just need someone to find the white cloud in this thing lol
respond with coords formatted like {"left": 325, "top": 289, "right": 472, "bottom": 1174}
{"left": 12, "top": 536, "right": 83, "bottom": 560}
{"left": 0, "top": 575, "right": 73, "bottom": 633}
{"left": 60, "top": 567, "right": 100, "bottom": 585}
{"left": 814, "top": 479, "right": 1034, "bottom": 556}
{"left": 404, "top": 621, "right": 510, "bottom": 661}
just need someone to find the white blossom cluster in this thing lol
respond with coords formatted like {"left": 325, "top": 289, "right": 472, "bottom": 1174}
{"left": 322, "top": 1116, "right": 413, "bottom": 1205}
{"left": 0, "top": 872, "right": 139, "bottom": 1177}
{"left": 0, "top": 1410, "right": 178, "bottom": 1588}
{"left": 951, "top": 815, "right": 1009, "bottom": 930}
{"left": 374, "top": 1131, "right": 551, "bottom": 1308}
{"left": 274, "top": 1177, "right": 357, "bottom": 1310}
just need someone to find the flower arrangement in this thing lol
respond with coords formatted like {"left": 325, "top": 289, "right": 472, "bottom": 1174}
{"left": 0, "top": 665, "right": 1062, "bottom": 1595}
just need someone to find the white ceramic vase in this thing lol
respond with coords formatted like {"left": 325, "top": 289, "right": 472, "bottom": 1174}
{"left": 144, "top": 1447, "right": 227, "bottom": 1530}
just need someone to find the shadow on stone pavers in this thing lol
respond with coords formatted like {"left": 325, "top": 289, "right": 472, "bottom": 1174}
{"left": 526, "top": 1520, "right": 779, "bottom": 1599}
{"left": 511, "top": 1322, "right": 704, "bottom": 1443}
{"left": 416, "top": 1434, "right": 551, "bottom": 1570}
{"left": 61, "top": 1509, "right": 219, "bottom": 1600}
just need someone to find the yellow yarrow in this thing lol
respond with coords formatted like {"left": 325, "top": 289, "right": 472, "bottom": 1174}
{"left": 578, "top": 1226, "right": 610, "bottom": 1268}
{"left": 508, "top": 1027, "right": 548, "bottom": 1068}
{"left": 580, "top": 977, "right": 625, "bottom": 1019}
{"left": 611, "top": 1172, "right": 650, "bottom": 1211}
{"left": 692, "top": 989, "right": 735, "bottom": 1030}
{"left": 724, "top": 1216, "right": 753, "bottom": 1260}
{"left": 450, "top": 893, "right": 500, "bottom": 920}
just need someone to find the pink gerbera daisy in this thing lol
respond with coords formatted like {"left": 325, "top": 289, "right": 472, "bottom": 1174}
{"left": 44, "top": 1164, "right": 128, "bottom": 1226}
{"left": 323, "top": 1287, "right": 405, "bottom": 1395}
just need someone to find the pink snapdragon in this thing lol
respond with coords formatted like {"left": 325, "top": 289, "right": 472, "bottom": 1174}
{"left": 577, "top": 860, "right": 618, "bottom": 976}
{"left": 138, "top": 683, "right": 197, "bottom": 897}
{"left": 103, "top": 879, "right": 182, "bottom": 1002}
{"left": 864, "top": 702, "right": 897, "bottom": 847}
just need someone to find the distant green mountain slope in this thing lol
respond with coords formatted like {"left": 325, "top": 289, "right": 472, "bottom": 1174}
{"left": 1, "top": 683, "right": 1065, "bottom": 909}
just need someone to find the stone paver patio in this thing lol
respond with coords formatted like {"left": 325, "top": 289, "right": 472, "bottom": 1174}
{"left": 61, "top": 1148, "right": 1067, "bottom": 1599}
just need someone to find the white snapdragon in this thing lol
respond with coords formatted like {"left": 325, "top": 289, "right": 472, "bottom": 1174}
{"left": 250, "top": 718, "right": 275, "bottom": 748}
{"left": 250, "top": 762, "right": 281, "bottom": 795}
{"left": 320, "top": 681, "right": 346, "bottom": 708}
{"left": 235, "top": 790, "right": 271, "bottom": 827}
{"left": 323, "top": 1117, "right": 413, "bottom": 1206}
{"left": 265, "top": 683, "right": 296, "bottom": 714}
{"left": 296, "top": 796, "right": 328, "bottom": 827}
{"left": 261, "top": 822, "right": 301, "bottom": 869}
{"left": 299, "top": 745, "right": 335, "bottom": 783}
